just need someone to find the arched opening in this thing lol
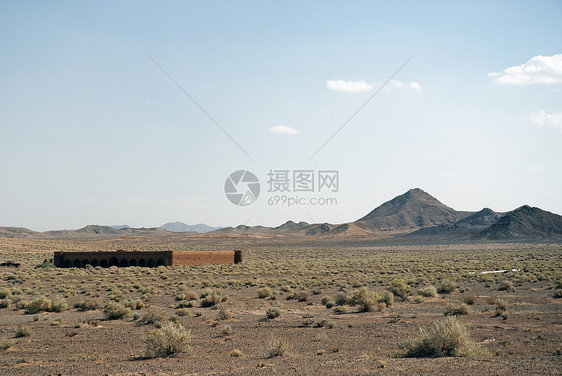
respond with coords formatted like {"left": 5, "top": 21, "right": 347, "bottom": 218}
{"left": 110, "top": 257, "right": 119, "bottom": 267}
{"left": 129, "top": 259, "right": 138, "bottom": 267}
{"left": 64, "top": 259, "right": 72, "bottom": 268}
{"left": 82, "top": 259, "right": 90, "bottom": 267}
{"left": 156, "top": 258, "right": 165, "bottom": 267}
{"left": 138, "top": 259, "right": 146, "bottom": 267}
{"left": 91, "top": 259, "right": 99, "bottom": 267}
{"left": 100, "top": 259, "right": 108, "bottom": 268}
{"left": 120, "top": 259, "right": 129, "bottom": 267}
{"left": 148, "top": 259, "right": 156, "bottom": 267}
{"left": 73, "top": 259, "right": 81, "bottom": 267}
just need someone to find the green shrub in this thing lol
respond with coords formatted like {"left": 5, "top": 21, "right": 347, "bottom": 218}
{"left": 401, "top": 317, "right": 488, "bottom": 357}
{"left": 0, "top": 288, "right": 11, "bottom": 299}
{"left": 438, "top": 279, "right": 457, "bottom": 294}
{"left": 498, "top": 280, "right": 514, "bottom": 292}
{"left": 144, "top": 322, "right": 192, "bottom": 358}
{"left": 349, "top": 287, "right": 385, "bottom": 312}
{"left": 103, "top": 301, "right": 131, "bottom": 320}
{"left": 74, "top": 299, "right": 98, "bottom": 311}
{"left": 315, "top": 319, "right": 335, "bottom": 328}
{"left": 418, "top": 285, "right": 437, "bottom": 298}
{"left": 175, "top": 308, "right": 192, "bottom": 317}
{"left": 139, "top": 309, "right": 167, "bottom": 327}
{"left": 0, "top": 299, "right": 9, "bottom": 309}
{"left": 0, "top": 339, "right": 15, "bottom": 351}
{"left": 124, "top": 299, "right": 144, "bottom": 310}
{"left": 266, "top": 307, "right": 281, "bottom": 319}
{"left": 201, "top": 292, "right": 225, "bottom": 307}
{"left": 553, "top": 289, "right": 562, "bottom": 298}
{"left": 217, "top": 305, "right": 231, "bottom": 320}
{"left": 50, "top": 297, "right": 69, "bottom": 313}
{"left": 444, "top": 303, "right": 471, "bottom": 316}
{"left": 333, "top": 305, "right": 349, "bottom": 314}
{"left": 267, "top": 337, "right": 288, "bottom": 358}
{"left": 388, "top": 279, "right": 411, "bottom": 301}
{"left": 25, "top": 296, "right": 51, "bottom": 314}
{"left": 334, "top": 292, "right": 347, "bottom": 306}
{"left": 257, "top": 287, "right": 273, "bottom": 299}
{"left": 15, "top": 325, "right": 31, "bottom": 338}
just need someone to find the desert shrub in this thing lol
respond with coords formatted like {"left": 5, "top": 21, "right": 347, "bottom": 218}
{"left": 217, "top": 305, "right": 231, "bottom": 320}
{"left": 230, "top": 349, "right": 243, "bottom": 357}
{"left": 438, "top": 279, "right": 457, "bottom": 294}
{"left": 498, "top": 280, "right": 515, "bottom": 292}
{"left": 401, "top": 317, "right": 487, "bottom": 357}
{"left": 201, "top": 292, "right": 225, "bottom": 307}
{"left": 494, "top": 299, "right": 508, "bottom": 316}
{"left": 418, "top": 285, "right": 437, "bottom": 298}
{"left": 176, "top": 300, "right": 193, "bottom": 308}
{"left": 463, "top": 296, "right": 477, "bottom": 305}
{"left": 220, "top": 324, "right": 232, "bottom": 336}
{"left": 444, "top": 303, "right": 471, "bottom": 316}
{"left": 0, "top": 339, "right": 15, "bottom": 350}
{"left": 25, "top": 296, "right": 51, "bottom": 314}
{"left": 334, "top": 292, "right": 348, "bottom": 306}
{"left": 266, "top": 307, "right": 281, "bottom": 319}
{"left": 49, "top": 297, "right": 68, "bottom": 312}
{"left": 267, "top": 337, "right": 288, "bottom": 358}
{"left": 381, "top": 291, "right": 395, "bottom": 307}
{"left": 103, "top": 301, "right": 131, "bottom": 320}
{"left": 257, "top": 287, "right": 273, "bottom": 299}
{"left": 333, "top": 305, "right": 349, "bottom": 314}
{"left": 0, "top": 299, "right": 9, "bottom": 309}
{"left": 15, "top": 325, "right": 31, "bottom": 338}
{"left": 320, "top": 296, "right": 332, "bottom": 305}
{"left": 140, "top": 309, "right": 167, "bottom": 327}
{"left": 349, "top": 287, "right": 385, "bottom": 312}
{"left": 315, "top": 319, "right": 335, "bottom": 328}
{"left": 74, "top": 299, "right": 98, "bottom": 311}
{"left": 175, "top": 308, "right": 192, "bottom": 317}
{"left": 0, "top": 288, "right": 11, "bottom": 299}
{"left": 388, "top": 279, "right": 411, "bottom": 301}
{"left": 297, "top": 292, "right": 309, "bottom": 302}
{"left": 144, "top": 322, "right": 191, "bottom": 358}
{"left": 124, "top": 299, "right": 144, "bottom": 310}
{"left": 553, "top": 289, "right": 562, "bottom": 298}
{"left": 412, "top": 295, "right": 425, "bottom": 304}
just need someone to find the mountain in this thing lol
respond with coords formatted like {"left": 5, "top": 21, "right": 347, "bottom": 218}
{"left": 355, "top": 188, "right": 471, "bottom": 232}
{"left": 110, "top": 225, "right": 131, "bottom": 230}
{"left": 0, "top": 227, "right": 39, "bottom": 238}
{"left": 274, "top": 221, "right": 310, "bottom": 231}
{"left": 160, "top": 222, "right": 222, "bottom": 233}
{"left": 480, "top": 205, "right": 562, "bottom": 240}
{"left": 403, "top": 208, "right": 503, "bottom": 240}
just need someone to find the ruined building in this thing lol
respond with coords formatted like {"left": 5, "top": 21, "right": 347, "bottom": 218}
{"left": 53, "top": 250, "right": 242, "bottom": 268}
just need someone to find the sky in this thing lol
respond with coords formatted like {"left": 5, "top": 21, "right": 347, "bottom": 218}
{"left": 1, "top": 1, "right": 561, "bottom": 231}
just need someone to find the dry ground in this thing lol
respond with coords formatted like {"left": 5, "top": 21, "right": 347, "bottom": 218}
{"left": 0, "top": 237, "right": 560, "bottom": 375}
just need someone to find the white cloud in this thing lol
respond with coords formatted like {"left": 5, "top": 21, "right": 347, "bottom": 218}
{"left": 529, "top": 110, "right": 562, "bottom": 132}
{"left": 270, "top": 125, "right": 299, "bottom": 135}
{"left": 387, "top": 79, "right": 423, "bottom": 92}
{"left": 490, "top": 54, "right": 562, "bottom": 85}
{"left": 326, "top": 80, "right": 372, "bottom": 93}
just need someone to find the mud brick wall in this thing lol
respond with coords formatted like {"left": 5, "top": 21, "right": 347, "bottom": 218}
{"left": 54, "top": 250, "right": 241, "bottom": 267}
{"left": 171, "top": 251, "right": 239, "bottom": 266}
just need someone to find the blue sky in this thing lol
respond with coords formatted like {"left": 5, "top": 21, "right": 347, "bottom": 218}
{"left": 1, "top": 1, "right": 561, "bottom": 231}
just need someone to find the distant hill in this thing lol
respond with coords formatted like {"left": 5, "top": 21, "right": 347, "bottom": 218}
{"left": 355, "top": 188, "right": 471, "bottom": 232}
{"left": 160, "top": 222, "right": 222, "bottom": 233}
{"left": 2, "top": 189, "right": 561, "bottom": 243}
{"left": 0, "top": 227, "right": 39, "bottom": 238}
{"left": 480, "top": 205, "right": 562, "bottom": 240}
